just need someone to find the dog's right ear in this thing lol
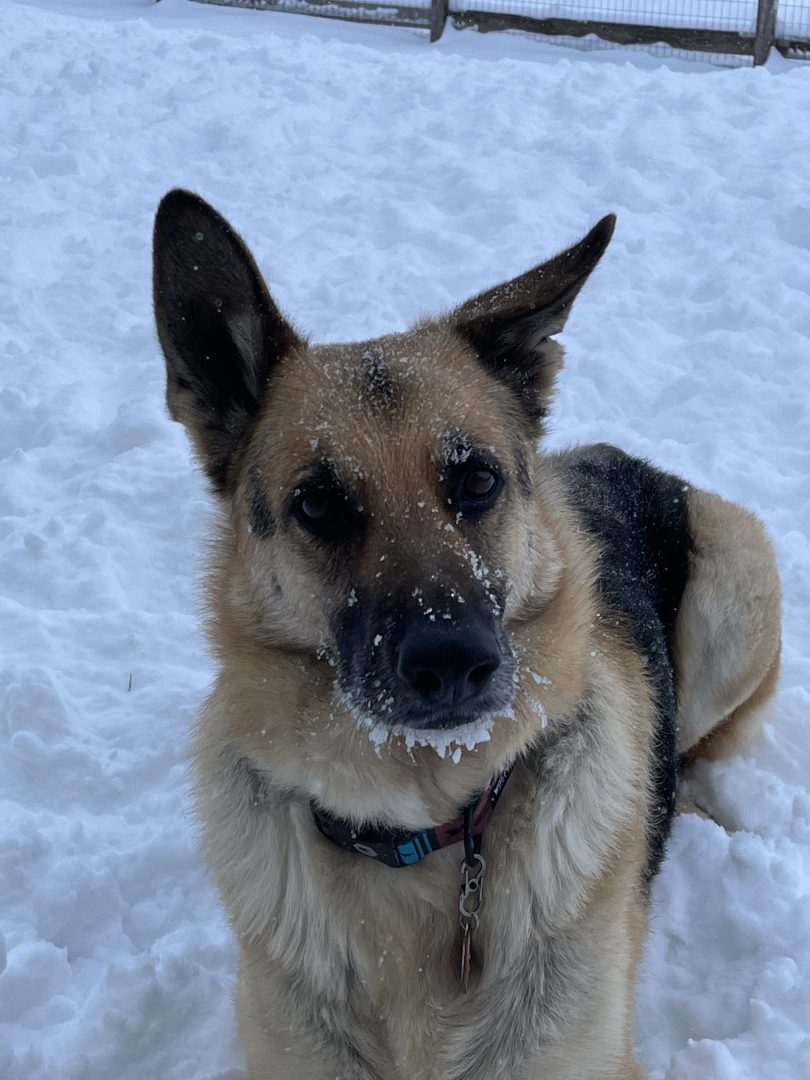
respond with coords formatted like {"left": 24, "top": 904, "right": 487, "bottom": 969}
{"left": 153, "top": 189, "right": 303, "bottom": 491}
{"left": 453, "top": 215, "right": 615, "bottom": 429}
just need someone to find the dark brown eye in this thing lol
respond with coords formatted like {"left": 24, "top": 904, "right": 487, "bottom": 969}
{"left": 292, "top": 481, "right": 362, "bottom": 543}
{"left": 300, "top": 491, "right": 333, "bottom": 522}
{"left": 462, "top": 467, "right": 498, "bottom": 500}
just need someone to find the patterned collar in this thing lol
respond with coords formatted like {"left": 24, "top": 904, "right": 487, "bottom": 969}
{"left": 311, "top": 766, "right": 513, "bottom": 869}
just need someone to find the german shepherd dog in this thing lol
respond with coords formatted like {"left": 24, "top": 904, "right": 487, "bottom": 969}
{"left": 153, "top": 190, "right": 781, "bottom": 1080}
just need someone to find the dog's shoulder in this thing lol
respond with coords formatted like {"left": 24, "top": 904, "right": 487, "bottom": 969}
{"left": 550, "top": 443, "right": 692, "bottom": 883}
{"left": 551, "top": 444, "right": 691, "bottom": 598}
{"left": 551, "top": 441, "right": 691, "bottom": 640}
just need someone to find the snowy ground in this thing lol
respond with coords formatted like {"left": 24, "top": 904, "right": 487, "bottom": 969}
{"left": 1, "top": 1, "right": 809, "bottom": 1077}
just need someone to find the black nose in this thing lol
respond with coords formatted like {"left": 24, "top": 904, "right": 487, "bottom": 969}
{"left": 396, "top": 621, "right": 502, "bottom": 708}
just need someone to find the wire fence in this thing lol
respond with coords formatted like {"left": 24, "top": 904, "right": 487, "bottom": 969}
{"left": 777, "top": 0, "right": 810, "bottom": 54}
{"left": 191, "top": 0, "right": 810, "bottom": 64}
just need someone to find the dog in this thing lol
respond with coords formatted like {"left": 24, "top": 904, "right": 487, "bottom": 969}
{"left": 152, "top": 190, "right": 781, "bottom": 1080}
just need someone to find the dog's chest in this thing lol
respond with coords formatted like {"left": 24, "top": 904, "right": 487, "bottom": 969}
{"left": 219, "top": 696, "right": 644, "bottom": 1076}
{"left": 339, "top": 867, "right": 594, "bottom": 1080}
{"left": 342, "top": 870, "right": 534, "bottom": 1080}
{"left": 323, "top": 792, "right": 589, "bottom": 1079}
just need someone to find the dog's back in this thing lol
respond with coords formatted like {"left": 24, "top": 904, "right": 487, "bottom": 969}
{"left": 555, "top": 444, "right": 690, "bottom": 883}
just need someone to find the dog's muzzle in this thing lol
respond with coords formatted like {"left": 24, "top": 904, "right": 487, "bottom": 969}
{"left": 336, "top": 596, "right": 515, "bottom": 730}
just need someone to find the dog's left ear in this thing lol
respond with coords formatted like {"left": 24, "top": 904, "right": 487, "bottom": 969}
{"left": 153, "top": 189, "right": 304, "bottom": 492}
{"left": 454, "top": 214, "right": 615, "bottom": 427}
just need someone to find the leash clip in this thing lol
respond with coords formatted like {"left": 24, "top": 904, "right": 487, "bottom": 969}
{"left": 458, "top": 852, "right": 485, "bottom": 993}
{"left": 459, "top": 853, "right": 486, "bottom": 925}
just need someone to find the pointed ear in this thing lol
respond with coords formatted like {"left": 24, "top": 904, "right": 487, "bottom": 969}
{"left": 454, "top": 214, "right": 615, "bottom": 428}
{"left": 153, "top": 189, "right": 304, "bottom": 491}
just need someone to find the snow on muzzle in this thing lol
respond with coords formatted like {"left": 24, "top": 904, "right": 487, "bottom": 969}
{"left": 333, "top": 586, "right": 516, "bottom": 730}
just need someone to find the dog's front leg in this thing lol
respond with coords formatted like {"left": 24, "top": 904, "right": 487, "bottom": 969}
{"left": 607, "top": 1057, "right": 646, "bottom": 1080}
{"left": 237, "top": 942, "right": 387, "bottom": 1080}
{"left": 624, "top": 1063, "right": 646, "bottom": 1080}
{"left": 239, "top": 994, "right": 385, "bottom": 1080}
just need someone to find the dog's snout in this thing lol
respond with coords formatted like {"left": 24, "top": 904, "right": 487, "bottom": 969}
{"left": 396, "top": 622, "right": 502, "bottom": 709}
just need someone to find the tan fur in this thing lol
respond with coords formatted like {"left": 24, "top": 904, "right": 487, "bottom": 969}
{"left": 674, "top": 489, "right": 781, "bottom": 763}
{"left": 152, "top": 192, "right": 782, "bottom": 1079}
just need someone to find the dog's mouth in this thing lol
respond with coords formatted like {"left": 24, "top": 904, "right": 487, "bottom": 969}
{"left": 337, "top": 676, "right": 516, "bottom": 737}
{"left": 376, "top": 685, "right": 515, "bottom": 732}
{"left": 333, "top": 598, "right": 516, "bottom": 733}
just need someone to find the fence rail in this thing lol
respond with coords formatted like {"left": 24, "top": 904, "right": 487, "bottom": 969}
{"left": 191, "top": 0, "right": 810, "bottom": 63}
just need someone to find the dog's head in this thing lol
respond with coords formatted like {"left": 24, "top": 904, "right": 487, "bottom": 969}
{"left": 153, "top": 191, "right": 612, "bottom": 781}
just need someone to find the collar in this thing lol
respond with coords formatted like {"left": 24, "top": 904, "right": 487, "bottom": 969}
{"left": 311, "top": 766, "right": 513, "bottom": 869}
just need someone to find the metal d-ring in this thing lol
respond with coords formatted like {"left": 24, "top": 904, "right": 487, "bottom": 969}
{"left": 459, "top": 852, "right": 486, "bottom": 927}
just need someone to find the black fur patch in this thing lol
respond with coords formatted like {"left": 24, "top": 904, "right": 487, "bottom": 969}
{"left": 557, "top": 445, "right": 691, "bottom": 887}
{"left": 513, "top": 444, "right": 532, "bottom": 498}
{"left": 361, "top": 347, "right": 398, "bottom": 412}
{"left": 247, "top": 468, "right": 276, "bottom": 539}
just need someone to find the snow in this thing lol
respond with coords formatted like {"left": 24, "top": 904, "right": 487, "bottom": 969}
{"left": 367, "top": 711, "right": 496, "bottom": 756}
{"left": 1, "top": 1, "right": 808, "bottom": 1077}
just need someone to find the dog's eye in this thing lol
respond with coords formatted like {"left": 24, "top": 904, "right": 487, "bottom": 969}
{"left": 451, "top": 461, "right": 503, "bottom": 518}
{"left": 462, "top": 468, "right": 498, "bottom": 501}
{"left": 300, "top": 491, "right": 334, "bottom": 522}
{"left": 292, "top": 485, "right": 360, "bottom": 542}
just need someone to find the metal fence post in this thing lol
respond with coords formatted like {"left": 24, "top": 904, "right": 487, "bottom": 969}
{"left": 430, "top": 0, "right": 448, "bottom": 41}
{"left": 754, "top": 0, "right": 777, "bottom": 64}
